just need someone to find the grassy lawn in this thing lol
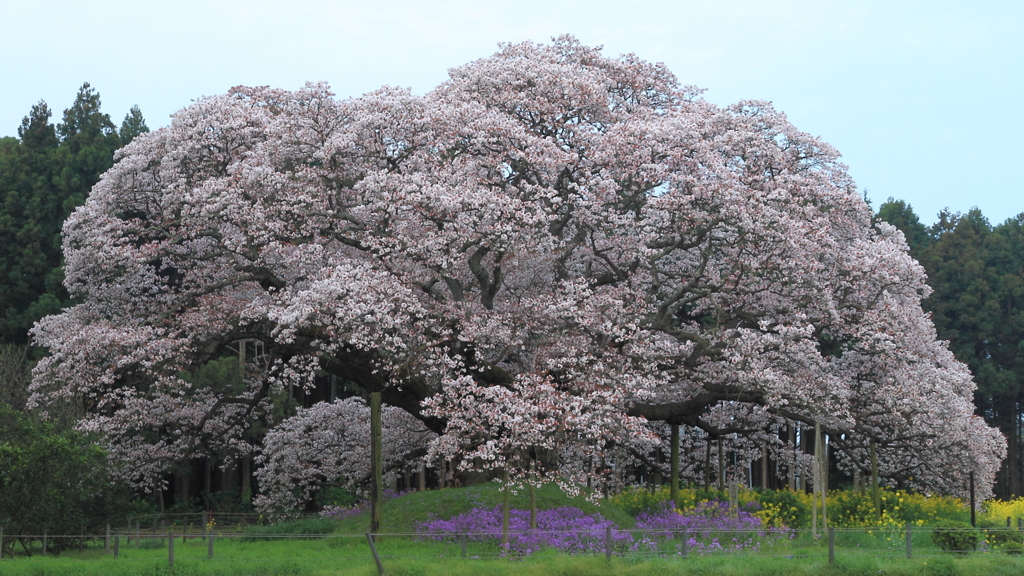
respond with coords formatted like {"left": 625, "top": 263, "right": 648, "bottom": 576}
{"left": 4, "top": 539, "right": 1024, "bottom": 576}
{"left": 3, "top": 486, "right": 1024, "bottom": 575}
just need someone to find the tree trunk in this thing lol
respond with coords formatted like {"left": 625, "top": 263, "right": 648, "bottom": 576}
{"left": 204, "top": 457, "right": 213, "bottom": 496}
{"left": 761, "top": 443, "right": 768, "bottom": 490}
{"left": 241, "top": 456, "right": 252, "bottom": 502}
{"left": 788, "top": 425, "right": 796, "bottom": 491}
{"left": 703, "top": 437, "right": 712, "bottom": 490}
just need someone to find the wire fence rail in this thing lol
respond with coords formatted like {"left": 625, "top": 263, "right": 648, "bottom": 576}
{"left": 2, "top": 524, "right": 1024, "bottom": 572}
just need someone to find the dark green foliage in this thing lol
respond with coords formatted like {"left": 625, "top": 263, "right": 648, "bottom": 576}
{"left": 978, "top": 518, "right": 1024, "bottom": 552}
{"left": 931, "top": 521, "right": 982, "bottom": 555}
{"left": 924, "top": 556, "right": 960, "bottom": 576}
{"left": 0, "top": 404, "right": 129, "bottom": 555}
{"left": 1003, "top": 540, "right": 1024, "bottom": 555}
{"left": 0, "top": 84, "right": 145, "bottom": 346}
{"left": 242, "top": 517, "right": 339, "bottom": 540}
{"left": 877, "top": 201, "right": 1024, "bottom": 498}
{"left": 876, "top": 198, "right": 932, "bottom": 252}
{"left": 119, "top": 105, "right": 149, "bottom": 145}
{"left": 0, "top": 343, "right": 32, "bottom": 409}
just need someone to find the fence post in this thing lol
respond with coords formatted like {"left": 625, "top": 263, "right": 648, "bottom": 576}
{"left": 460, "top": 533, "right": 467, "bottom": 558}
{"left": 79, "top": 520, "right": 84, "bottom": 553}
{"left": 105, "top": 521, "right": 110, "bottom": 553}
{"left": 969, "top": 471, "right": 976, "bottom": 528}
{"left": 114, "top": 530, "right": 120, "bottom": 559}
{"left": 680, "top": 527, "right": 688, "bottom": 558}
{"left": 366, "top": 533, "right": 384, "bottom": 575}
{"left": 168, "top": 531, "right": 174, "bottom": 569}
{"left": 0, "top": 525, "right": 3, "bottom": 560}
{"left": 828, "top": 527, "right": 835, "bottom": 564}
{"left": 42, "top": 528, "right": 46, "bottom": 557}
{"left": 905, "top": 523, "right": 912, "bottom": 559}
{"left": 208, "top": 531, "right": 214, "bottom": 559}
{"left": 136, "top": 521, "right": 140, "bottom": 549}
{"left": 1008, "top": 517, "right": 1012, "bottom": 528}
{"left": 605, "top": 526, "right": 612, "bottom": 563}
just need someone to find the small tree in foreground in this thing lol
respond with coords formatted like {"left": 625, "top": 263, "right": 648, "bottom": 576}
{"left": 0, "top": 404, "right": 126, "bottom": 556}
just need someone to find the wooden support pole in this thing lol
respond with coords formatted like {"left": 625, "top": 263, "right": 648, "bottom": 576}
{"left": 670, "top": 424, "right": 680, "bottom": 506}
{"left": 871, "top": 440, "right": 881, "bottom": 521}
{"left": 529, "top": 460, "right": 537, "bottom": 530}
{"left": 366, "top": 533, "right": 384, "bottom": 575}
{"left": 502, "top": 467, "right": 511, "bottom": 549}
{"left": 370, "top": 392, "right": 383, "bottom": 534}
{"left": 717, "top": 437, "right": 725, "bottom": 491}
{"left": 970, "top": 471, "right": 976, "bottom": 527}
{"left": 703, "top": 438, "right": 711, "bottom": 490}
{"left": 819, "top": 424, "right": 828, "bottom": 531}
{"left": 788, "top": 424, "right": 796, "bottom": 491}
{"left": 828, "top": 527, "right": 835, "bottom": 564}
{"left": 811, "top": 422, "right": 819, "bottom": 538}
{"left": 761, "top": 441, "right": 768, "bottom": 490}
{"left": 605, "top": 526, "right": 612, "bottom": 563}
{"left": 905, "top": 523, "right": 912, "bottom": 559}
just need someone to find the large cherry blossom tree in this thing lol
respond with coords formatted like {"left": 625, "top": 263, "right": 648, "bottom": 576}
{"left": 29, "top": 36, "right": 1004, "bottom": 503}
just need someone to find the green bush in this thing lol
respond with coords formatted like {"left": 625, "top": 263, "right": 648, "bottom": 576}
{"left": 751, "top": 488, "right": 809, "bottom": 529}
{"left": 1003, "top": 540, "right": 1024, "bottom": 555}
{"left": 0, "top": 404, "right": 131, "bottom": 555}
{"left": 931, "top": 521, "right": 982, "bottom": 555}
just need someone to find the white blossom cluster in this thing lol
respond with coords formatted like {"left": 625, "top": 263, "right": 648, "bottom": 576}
{"left": 254, "top": 398, "right": 434, "bottom": 513}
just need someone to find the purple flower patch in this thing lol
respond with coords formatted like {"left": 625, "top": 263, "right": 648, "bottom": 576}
{"left": 635, "top": 500, "right": 791, "bottom": 554}
{"left": 417, "top": 506, "right": 632, "bottom": 555}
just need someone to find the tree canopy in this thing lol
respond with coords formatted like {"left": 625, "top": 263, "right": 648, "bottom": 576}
{"left": 29, "top": 37, "right": 1004, "bottom": 501}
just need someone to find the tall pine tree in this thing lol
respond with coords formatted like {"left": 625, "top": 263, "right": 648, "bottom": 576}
{"left": 0, "top": 84, "right": 147, "bottom": 345}
{"left": 878, "top": 201, "right": 1024, "bottom": 497}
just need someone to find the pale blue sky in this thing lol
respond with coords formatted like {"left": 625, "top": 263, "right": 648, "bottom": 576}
{"left": 2, "top": 0, "right": 1020, "bottom": 225}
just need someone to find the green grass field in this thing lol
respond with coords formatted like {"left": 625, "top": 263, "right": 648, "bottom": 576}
{"left": 3, "top": 485, "right": 1024, "bottom": 575}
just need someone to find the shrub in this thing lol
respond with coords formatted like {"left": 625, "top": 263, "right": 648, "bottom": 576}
{"left": 607, "top": 486, "right": 673, "bottom": 516}
{"left": 931, "top": 521, "right": 981, "bottom": 555}
{"left": 1002, "top": 540, "right": 1024, "bottom": 555}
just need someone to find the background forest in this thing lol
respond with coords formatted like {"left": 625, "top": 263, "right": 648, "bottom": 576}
{"left": 0, "top": 83, "right": 1021, "bottom": 513}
